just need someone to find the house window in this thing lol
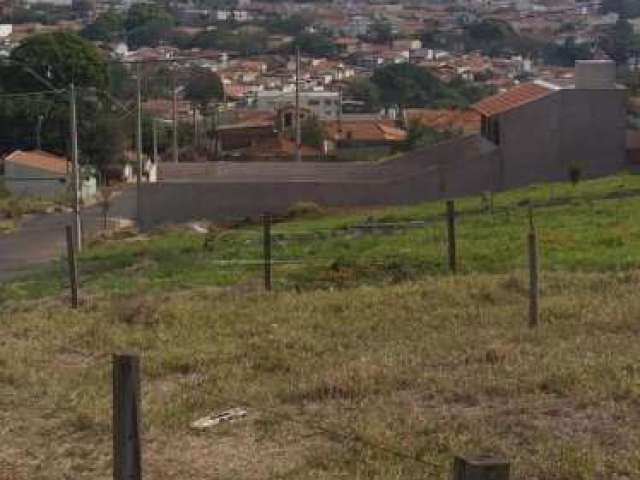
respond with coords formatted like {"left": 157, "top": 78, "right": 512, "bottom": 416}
{"left": 482, "top": 115, "right": 501, "bottom": 145}
{"left": 308, "top": 99, "right": 320, "bottom": 106}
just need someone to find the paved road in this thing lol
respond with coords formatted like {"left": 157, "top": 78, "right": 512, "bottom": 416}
{"left": 0, "top": 188, "right": 136, "bottom": 281}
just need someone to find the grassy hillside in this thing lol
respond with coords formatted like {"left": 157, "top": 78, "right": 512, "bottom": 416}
{"left": 2, "top": 173, "right": 640, "bottom": 479}
{"left": 3, "top": 172, "right": 640, "bottom": 302}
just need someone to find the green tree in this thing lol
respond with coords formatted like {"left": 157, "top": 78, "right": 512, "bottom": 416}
{"left": 5, "top": 32, "right": 108, "bottom": 91}
{"left": 542, "top": 37, "right": 593, "bottom": 67}
{"left": 399, "top": 119, "right": 456, "bottom": 152}
{"left": 369, "top": 19, "right": 393, "bottom": 44}
{"left": 81, "top": 10, "right": 124, "bottom": 42}
{"left": 344, "top": 78, "right": 381, "bottom": 112}
{"left": 371, "top": 63, "right": 441, "bottom": 109}
{"left": 300, "top": 115, "right": 326, "bottom": 149}
{"left": 265, "top": 14, "right": 310, "bottom": 35}
{"left": 184, "top": 68, "right": 225, "bottom": 113}
{"left": 125, "top": 4, "right": 175, "bottom": 32}
{"left": 601, "top": 19, "right": 636, "bottom": 64}
{"left": 601, "top": 0, "right": 640, "bottom": 18}
{"left": 81, "top": 114, "right": 127, "bottom": 174}
{"left": 127, "top": 18, "right": 175, "bottom": 49}
{"left": 291, "top": 32, "right": 337, "bottom": 57}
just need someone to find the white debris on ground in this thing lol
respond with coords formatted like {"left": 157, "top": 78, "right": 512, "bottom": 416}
{"left": 188, "top": 222, "right": 210, "bottom": 234}
{"left": 190, "top": 407, "right": 248, "bottom": 430}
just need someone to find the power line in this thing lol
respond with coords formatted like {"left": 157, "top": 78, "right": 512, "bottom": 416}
{"left": 0, "top": 89, "right": 66, "bottom": 99}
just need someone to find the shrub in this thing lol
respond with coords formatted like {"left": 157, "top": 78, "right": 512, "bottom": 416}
{"left": 286, "top": 201, "right": 325, "bottom": 219}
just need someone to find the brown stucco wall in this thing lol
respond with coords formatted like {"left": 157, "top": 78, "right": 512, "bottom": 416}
{"left": 140, "top": 88, "right": 627, "bottom": 227}
{"left": 498, "top": 88, "right": 626, "bottom": 188}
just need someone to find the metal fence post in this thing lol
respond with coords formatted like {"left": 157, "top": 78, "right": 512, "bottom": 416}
{"left": 528, "top": 207, "right": 539, "bottom": 328}
{"left": 263, "top": 212, "right": 272, "bottom": 291}
{"left": 446, "top": 200, "right": 457, "bottom": 273}
{"left": 113, "top": 354, "right": 142, "bottom": 480}
{"left": 65, "top": 225, "right": 78, "bottom": 309}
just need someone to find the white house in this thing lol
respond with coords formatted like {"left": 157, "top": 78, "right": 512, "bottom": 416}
{"left": 254, "top": 90, "right": 340, "bottom": 120}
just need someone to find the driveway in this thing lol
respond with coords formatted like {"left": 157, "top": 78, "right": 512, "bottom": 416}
{"left": 0, "top": 188, "right": 136, "bottom": 281}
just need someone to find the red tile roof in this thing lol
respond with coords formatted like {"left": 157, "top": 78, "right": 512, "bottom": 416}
{"left": 405, "top": 109, "right": 481, "bottom": 134}
{"left": 4, "top": 150, "right": 68, "bottom": 175}
{"left": 324, "top": 120, "right": 407, "bottom": 143}
{"left": 472, "top": 83, "right": 553, "bottom": 117}
{"left": 244, "top": 136, "right": 321, "bottom": 157}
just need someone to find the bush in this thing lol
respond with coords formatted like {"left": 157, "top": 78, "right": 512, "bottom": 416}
{"left": 286, "top": 201, "right": 325, "bottom": 219}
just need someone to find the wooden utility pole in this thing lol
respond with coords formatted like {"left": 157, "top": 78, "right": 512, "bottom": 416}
{"left": 528, "top": 206, "right": 539, "bottom": 328}
{"left": 446, "top": 200, "right": 456, "bottom": 273}
{"left": 152, "top": 118, "right": 158, "bottom": 164}
{"left": 172, "top": 75, "right": 179, "bottom": 164}
{"left": 113, "top": 354, "right": 142, "bottom": 480}
{"left": 263, "top": 213, "right": 272, "bottom": 291}
{"left": 295, "top": 47, "right": 301, "bottom": 163}
{"left": 65, "top": 225, "right": 78, "bottom": 309}
{"left": 69, "top": 83, "right": 82, "bottom": 252}
{"left": 136, "top": 64, "right": 143, "bottom": 227}
{"left": 193, "top": 106, "right": 198, "bottom": 147}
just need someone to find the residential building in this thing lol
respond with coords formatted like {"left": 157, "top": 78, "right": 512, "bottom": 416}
{"left": 3, "top": 150, "right": 96, "bottom": 199}
{"left": 253, "top": 90, "right": 340, "bottom": 120}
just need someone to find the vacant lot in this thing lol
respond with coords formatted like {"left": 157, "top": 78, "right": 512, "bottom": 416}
{"left": 1, "top": 174, "right": 640, "bottom": 479}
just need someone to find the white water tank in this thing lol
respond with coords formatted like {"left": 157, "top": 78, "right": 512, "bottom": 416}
{"left": 575, "top": 60, "right": 616, "bottom": 89}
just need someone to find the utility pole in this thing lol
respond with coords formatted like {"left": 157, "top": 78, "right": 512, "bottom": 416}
{"left": 69, "top": 83, "right": 82, "bottom": 252}
{"left": 36, "top": 114, "right": 43, "bottom": 150}
{"left": 136, "top": 64, "right": 143, "bottom": 227}
{"left": 193, "top": 106, "right": 198, "bottom": 148}
{"left": 172, "top": 74, "right": 179, "bottom": 163}
{"left": 337, "top": 83, "right": 343, "bottom": 134}
{"left": 295, "top": 47, "right": 301, "bottom": 163}
{"left": 152, "top": 118, "right": 158, "bottom": 164}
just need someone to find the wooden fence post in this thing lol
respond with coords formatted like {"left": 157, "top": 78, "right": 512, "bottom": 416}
{"left": 263, "top": 212, "right": 272, "bottom": 291}
{"left": 113, "top": 354, "right": 142, "bottom": 480}
{"left": 452, "top": 455, "right": 510, "bottom": 480}
{"left": 446, "top": 200, "right": 457, "bottom": 273}
{"left": 528, "top": 207, "right": 539, "bottom": 328}
{"left": 65, "top": 225, "right": 79, "bottom": 309}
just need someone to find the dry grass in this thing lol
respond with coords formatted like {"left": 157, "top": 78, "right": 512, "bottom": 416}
{"left": 2, "top": 269, "right": 640, "bottom": 479}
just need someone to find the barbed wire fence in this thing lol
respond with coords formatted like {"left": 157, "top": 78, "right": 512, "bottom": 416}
{"left": 2, "top": 187, "right": 639, "bottom": 479}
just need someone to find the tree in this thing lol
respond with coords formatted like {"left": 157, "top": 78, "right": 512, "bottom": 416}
{"left": 369, "top": 19, "right": 393, "bottom": 44}
{"left": 601, "top": 0, "right": 640, "bottom": 18}
{"left": 300, "top": 115, "right": 325, "bottom": 148}
{"left": 601, "top": 19, "right": 636, "bottom": 64}
{"left": 81, "top": 114, "right": 127, "bottom": 174}
{"left": 399, "top": 119, "right": 456, "bottom": 152}
{"left": 542, "top": 37, "right": 593, "bottom": 67}
{"left": 124, "top": 4, "right": 175, "bottom": 32}
{"left": 265, "top": 14, "right": 310, "bottom": 35}
{"left": 127, "top": 18, "right": 175, "bottom": 49}
{"left": 370, "top": 63, "right": 491, "bottom": 110}
{"left": 81, "top": 10, "right": 124, "bottom": 42}
{"left": 72, "top": 0, "right": 95, "bottom": 17}
{"left": 344, "top": 78, "right": 381, "bottom": 112}
{"left": 291, "top": 32, "right": 337, "bottom": 57}
{"left": 5, "top": 32, "right": 108, "bottom": 91}
{"left": 371, "top": 63, "right": 442, "bottom": 109}
{"left": 184, "top": 68, "right": 225, "bottom": 113}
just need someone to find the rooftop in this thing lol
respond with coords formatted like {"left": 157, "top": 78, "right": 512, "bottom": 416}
{"left": 324, "top": 120, "right": 407, "bottom": 143}
{"left": 471, "top": 82, "right": 553, "bottom": 117}
{"left": 4, "top": 150, "right": 68, "bottom": 175}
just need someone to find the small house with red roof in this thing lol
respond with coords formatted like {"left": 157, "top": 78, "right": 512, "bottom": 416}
{"left": 2, "top": 150, "right": 96, "bottom": 199}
